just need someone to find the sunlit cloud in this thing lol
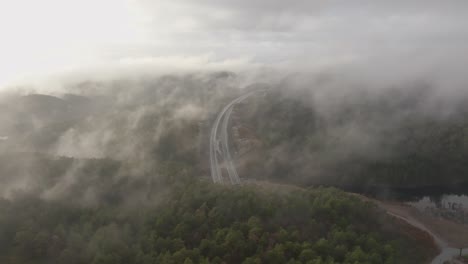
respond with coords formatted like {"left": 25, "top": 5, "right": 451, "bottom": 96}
{"left": 0, "top": 0, "right": 467, "bottom": 89}
{"left": 0, "top": 0, "right": 147, "bottom": 88}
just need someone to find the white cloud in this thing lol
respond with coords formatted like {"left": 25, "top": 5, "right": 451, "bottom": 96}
{"left": 0, "top": 0, "right": 467, "bottom": 88}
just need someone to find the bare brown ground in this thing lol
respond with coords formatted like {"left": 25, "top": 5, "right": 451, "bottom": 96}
{"left": 352, "top": 193, "right": 468, "bottom": 249}
{"left": 391, "top": 215, "right": 440, "bottom": 261}
{"left": 382, "top": 201, "right": 468, "bottom": 248}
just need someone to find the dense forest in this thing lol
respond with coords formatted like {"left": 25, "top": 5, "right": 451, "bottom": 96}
{"left": 0, "top": 175, "right": 436, "bottom": 264}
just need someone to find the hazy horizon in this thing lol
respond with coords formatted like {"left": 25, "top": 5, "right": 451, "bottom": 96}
{"left": 1, "top": 1, "right": 467, "bottom": 92}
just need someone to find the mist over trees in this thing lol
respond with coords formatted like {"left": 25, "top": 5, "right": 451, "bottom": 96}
{"left": 1, "top": 72, "right": 468, "bottom": 201}
{"left": 0, "top": 0, "right": 467, "bottom": 262}
{"left": 0, "top": 71, "right": 466, "bottom": 263}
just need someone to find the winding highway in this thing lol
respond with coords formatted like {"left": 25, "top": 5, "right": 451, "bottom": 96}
{"left": 210, "top": 90, "right": 263, "bottom": 185}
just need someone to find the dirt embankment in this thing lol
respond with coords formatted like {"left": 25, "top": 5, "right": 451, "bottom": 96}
{"left": 352, "top": 192, "right": 468, "bottom": 264}
{"left": 377, "top": 200, "right": 468, "bottom": 248}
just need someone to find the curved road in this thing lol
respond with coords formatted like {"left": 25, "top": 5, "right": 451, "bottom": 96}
{"left": 387, "top": 211, "right": 466, "bottom": 263}
{"left": 210, "top": 90, "right": 263, "bottom": 185}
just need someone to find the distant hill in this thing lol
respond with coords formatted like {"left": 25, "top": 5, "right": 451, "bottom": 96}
{"left": 0, "top": 93, "right": 99, "bottom": 152}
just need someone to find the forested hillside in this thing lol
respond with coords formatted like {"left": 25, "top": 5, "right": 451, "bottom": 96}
{"left": 0, "top": 178, "right": 436, "bottom": 264}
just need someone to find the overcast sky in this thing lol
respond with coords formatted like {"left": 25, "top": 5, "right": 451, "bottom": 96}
{"left": 0, "top": 0, "right": 467, "bottom": 88}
